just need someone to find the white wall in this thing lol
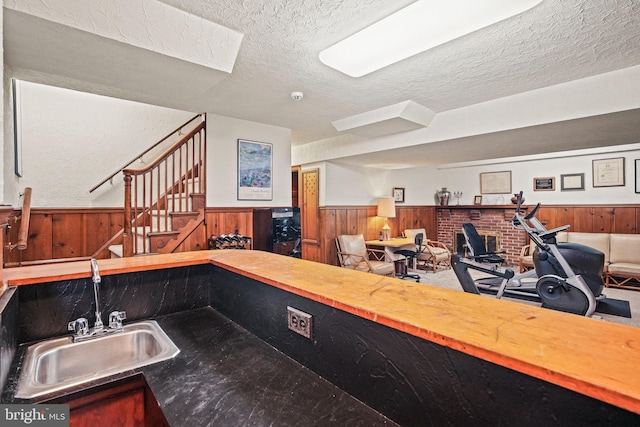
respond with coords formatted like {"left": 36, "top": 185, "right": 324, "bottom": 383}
{"left": 323, "top": 145, "right": 640, "bottom": 207}
{"left": 8, "top": 80, "right": 194, "bottom": 207}
{"left": 322, "top": 162, "right": 391, "bottom": 206}
{"left": 205, "top": 114, "right": 292, "bottom": 207}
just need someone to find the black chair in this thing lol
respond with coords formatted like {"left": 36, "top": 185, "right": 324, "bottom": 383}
{"left": 461, "top": 223, "right": 505, "bottom": 264}
{"left": 394, "top": 233, "right": 423, "bottom": 282}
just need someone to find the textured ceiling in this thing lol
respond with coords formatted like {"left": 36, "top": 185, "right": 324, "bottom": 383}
{"left": 157, "top": 0, "right": 640, "bottom": 143}
{"left": 5, "top": 0, "right": 640, "bottom": 168}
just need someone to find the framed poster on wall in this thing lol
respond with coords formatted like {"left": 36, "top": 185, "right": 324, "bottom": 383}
{"left": 593, "top": 157, "right": 625, "bottom": 187}
{"left": 560, "top": 173, "right": 585, "bottom": 191}
{"left": 480, "top": 171, "right": 511, "bottom": 194}
{"left": 238, "top": 139, "right": 273, "bottom": 200}
{"left": 393, "top": 187, "right": 405, "bottom": 203}
{"left": 533, "top": 177, "right": 555, "bottom": 191}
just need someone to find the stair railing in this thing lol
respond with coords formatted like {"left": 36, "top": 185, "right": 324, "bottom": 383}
{"left": 122, "top": 115, "right": 206, "bottom": 257}
{"left": 90, "top": 113, "right": 204, "bottom": 193}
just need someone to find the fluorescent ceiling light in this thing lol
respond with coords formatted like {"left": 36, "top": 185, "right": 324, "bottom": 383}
{"left": 319, "top": 0, "right": 543, "bottom": 77}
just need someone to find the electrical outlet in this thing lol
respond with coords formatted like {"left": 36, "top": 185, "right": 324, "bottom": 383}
{"left": 287, "top": 306, "right": 313, "bottom": 339}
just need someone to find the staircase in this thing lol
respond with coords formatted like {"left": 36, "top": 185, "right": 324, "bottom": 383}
{"left": 92, "top": 114, "right": 207, "bottom": 258}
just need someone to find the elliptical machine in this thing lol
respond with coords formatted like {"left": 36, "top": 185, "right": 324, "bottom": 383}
{"left": 512, "top": 192, "right": 604, "bottom": 316}
{"left": 452, "top": 192, "right": 605, "bottom": 317}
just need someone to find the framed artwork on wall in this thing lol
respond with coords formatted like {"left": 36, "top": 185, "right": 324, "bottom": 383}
{"left": 393, "top": 187, "right": 405, "bottom": 203}
{"left": 636, "top": 159, "right": 640, "bottom": 194}
{"left": 560, "top": 173, "right": 585, "bottom": 191}
{"left": 237, "top": 139, "right": 273, "bottom": 200}
{"left": 593, "top": 157, "right": 625, "bottom": 187}
{"left": 12, "top": 79, "right": 22, "bottom": 177}
{"left": 533, "top": 177, "right": 555, "bottom": 191}
{"left": 480, "top": 171, "right": 511, "bottom": 194}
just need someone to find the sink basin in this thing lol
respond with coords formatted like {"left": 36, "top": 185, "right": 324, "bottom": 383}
{"left": 15, "top": 320, "right": 180, "bottom": 399}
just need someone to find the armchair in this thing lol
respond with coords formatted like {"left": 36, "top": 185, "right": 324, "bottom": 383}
{"left": 336, "top": 234, "right": 395, "bottom": 277}
{"left": 519, "top": 240, "right": 536, "bottom": 273}
{"left": 404, "top": 228, "right": 452, "bottom": 273}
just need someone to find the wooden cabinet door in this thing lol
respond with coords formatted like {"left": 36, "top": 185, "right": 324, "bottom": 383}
{"left": 302, "top": 168, "right": 320, "bottom": 245}
{"left": 71, "top": 387, "right": 145, "bottom": 427}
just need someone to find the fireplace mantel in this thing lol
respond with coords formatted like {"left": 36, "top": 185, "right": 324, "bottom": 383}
{"left": 436, "top": 205, "right": 527, "bottom": 210}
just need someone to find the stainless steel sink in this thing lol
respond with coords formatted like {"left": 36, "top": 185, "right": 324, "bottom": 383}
{"left": 15, "top": 320, "right": 180, "bottom": 399}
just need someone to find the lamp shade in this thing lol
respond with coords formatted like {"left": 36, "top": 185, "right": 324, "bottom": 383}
{"left": 377, "top": 197, "right": 396, "bottom": 218}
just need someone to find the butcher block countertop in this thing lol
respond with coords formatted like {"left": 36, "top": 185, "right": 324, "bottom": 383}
{"left": 3, "top": 250, "right": 640, "bottom": 414}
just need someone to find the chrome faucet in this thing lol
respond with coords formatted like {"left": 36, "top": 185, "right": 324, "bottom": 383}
{"left": 90, "top": 258, "right": 104, "bottom": 330}
{"left": 68, "top": 259, "right": 126, "bottom": 342}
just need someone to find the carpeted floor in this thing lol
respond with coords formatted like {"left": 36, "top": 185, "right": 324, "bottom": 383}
{"left": 411, "top": 268, "right": 640, "bottom": 328}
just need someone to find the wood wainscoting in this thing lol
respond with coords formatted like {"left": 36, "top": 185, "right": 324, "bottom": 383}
{"left": 3, "top": 208, "right": 124, "bottom": 265}
{"left": 5, "top": 204, "right": 639, "bottom": 268}
{"left": 303, "top": 205, "right": 438, "bottom": 266}
{"left": 3, "top": 207, "right": 257, "bottom": 266}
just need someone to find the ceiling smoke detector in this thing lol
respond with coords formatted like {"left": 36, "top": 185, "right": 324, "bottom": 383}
{"left": 290, "top": 91, "right": 304, "bottom": 101}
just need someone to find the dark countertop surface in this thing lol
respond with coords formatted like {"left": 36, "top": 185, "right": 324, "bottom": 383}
{"left": 3, "top": 307, "right": 397, "bottom": 426}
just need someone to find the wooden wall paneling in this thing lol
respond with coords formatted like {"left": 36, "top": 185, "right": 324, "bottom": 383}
{"left": 537, "top": 206, "right": 557, "bottom": 230}
{"left": 357, "top": 208, "right": 369, "bottom": 240}
{"left": 306, "top": 208, "right": 324, "bottom": 263}
{"left": 223, "top": 211, "right": 241, "bottom": 234}
{"left": 572, "top": 207, "right": 593, "bottom": 232}
{"left": 613, "top": 207, "right": 637, "bottom": 233}
{"left": 345, "top": 208, "right": 359, "bottom": 236}
{"left": 397, "top": 207, "right": 413, "bottom": 234}
{"left": 109, "top": 211, "right": 124, "bottom": 238}
{"left": 426, "top": 206, "right": 438, "bottom": 241}
{"left": 365, "top": 209, "right": 378, "bottom": 241}
{"left": 324, "top": 208, "right": 338, "bottom": 265}
{"left": 21, "top": 213, "right": 53, "bottom": 262}
{"left": 204, "top": 209, "right": 254, "bottom": 243}
{"left": 205, "top": 212, "right": 224, "bottom": 238}
{"left": 82, "top": 212, "right": 111, "bottom": 256}
{"left": 593, "top": 207, "right": 614, "bottom": 233}
{"left": 52, "top": 213, "right": 83, "bottom": 259}
{"left": 178, "top": 222, "right": 207, "bottom": 252}
{"left": 556, "top": 207, "right": 575, "bottom": 231}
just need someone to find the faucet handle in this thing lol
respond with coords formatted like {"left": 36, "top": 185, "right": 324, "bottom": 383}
{"left": 68, "top": 318, "right": 89, "bottom": 336}
{"left": 108, "top": 311, "right": 126, "bottom": 329}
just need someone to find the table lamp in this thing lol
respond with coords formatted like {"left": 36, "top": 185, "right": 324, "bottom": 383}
{"left": 377, "top": 197, "right": 396, "bottom": 241}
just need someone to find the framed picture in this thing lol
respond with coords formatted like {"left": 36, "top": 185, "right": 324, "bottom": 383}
{"left": 12, "top": 79, "right": 23, "bottom": 177}
{"left": 560, "top": 173, "right": 585, "bottom": 191}
{"left": 593, "top": 157, "right": 625, "bottom": 187}
{"left": 480, "top": 171, "right": 511, "bottom": 194}
{"left": 238, "top": 139, "right": 273, "bottom": 200}
{"left": 473, "top": 195, "right": 482, "bottom": 205}
{"left": 636, "top": 159, "right": 640, "bottom": 194}
{"left": 393, "top": 187, "right": 405, "bottom": 203}
{"left": 533, "top": 177, "right": 555, "bottom": 191}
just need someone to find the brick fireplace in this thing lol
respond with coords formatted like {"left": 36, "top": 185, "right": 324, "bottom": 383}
{"left": 437, "top": 205, "right": 529, "bottom": 267}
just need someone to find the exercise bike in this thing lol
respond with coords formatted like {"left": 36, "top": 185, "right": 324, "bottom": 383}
{"left": 452, "top": 192, "right": 605, "bottom": 317}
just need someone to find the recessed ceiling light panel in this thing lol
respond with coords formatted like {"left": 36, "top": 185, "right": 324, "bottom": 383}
{"left": 319, "top": 0, "right": 543, "bottom": 77}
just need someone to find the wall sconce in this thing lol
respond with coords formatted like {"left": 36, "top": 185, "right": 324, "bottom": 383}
{"left": 377, "top": 197, "right": 396, "bottom": 241}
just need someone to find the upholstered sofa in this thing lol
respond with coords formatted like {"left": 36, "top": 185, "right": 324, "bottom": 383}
{"left": 519, "top": 231, "right": 640, "bottom": 290}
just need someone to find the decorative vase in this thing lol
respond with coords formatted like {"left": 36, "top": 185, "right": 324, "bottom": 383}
{"left": 437, "top": 187, "right": 451, "bottom": 206}
{"left": 511, "top": 193, "right": 524, "bottom": 204}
